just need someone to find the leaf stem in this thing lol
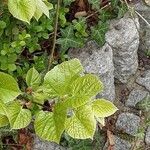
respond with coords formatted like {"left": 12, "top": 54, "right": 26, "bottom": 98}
{"left": 47, "top": 0, "right": 60, "bottom": 71}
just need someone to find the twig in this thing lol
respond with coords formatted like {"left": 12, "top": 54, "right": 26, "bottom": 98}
{"left": 47, "top": 0, "right": 60, "bottom": 71}
{"left": 85, "top": 2, "right": 111, "bottom": 20}
{"left": 124, "top": 0, "right": 150, "bottom": 28}
{"left": 135, "top": 10, "right": 150, "bottom": 27}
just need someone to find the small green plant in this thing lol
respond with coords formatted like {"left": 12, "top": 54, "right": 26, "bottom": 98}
{"left": 0, "top": 59, "right": 118, "bottom": 143}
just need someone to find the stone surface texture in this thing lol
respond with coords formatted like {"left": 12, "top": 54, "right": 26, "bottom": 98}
{"left": 103, "top": 135, "right": 132, "bottom": 150}
{"left": 69, "top": 41, "right": 115, "bottom": 101}
{"left": 145, "top": 126, "right": 150, "bottom": 145}
{"left": 125, "top": 89, "right": 149, "bottom": 107}
{"left": 116, "top": 113, "right": 141, "bottom": 136}
{"left": 105, "top": 15, "right": 140, "bottom": 83}
{"left": 136, "top": 70, "right": 150, "bottom": 91}
{"left": 134, "top": 1, "right": 150, "bottom": 52}
{"left": 33, "top": 136, "right": 66, "bottom": 150}
{"left": 134, "top": 1, "right": 150, "bottom": 27}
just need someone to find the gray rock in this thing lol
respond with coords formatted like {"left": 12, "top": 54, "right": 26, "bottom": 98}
{"left": 134, "top": 1, "right": 150, "bottom": 53}
{"left": 140, "top": 27, "right": 150, "bottom": 52}
{"left": 134, "top": 1, "right": 150, "bottom": 27}
{"left": 145, "top": 126, "right": 150, "bottom": 145}
{"left": 33, "top": 136, "right": 66, "bottom": 150}
{"left": 68, "top": 41, "right": 115, "bottom": 102}
{"left": 136, "top": 70, "right": 150, "bottom": 91}
{"left": 103, "top": 135, "right": 132, "bottom": 150}
{"left": 125, "top": 89, "right": 149, "bottom": 107}
{"left": 105, "top": 15, "right": 139, "bottom": 83}
{"left": 116, "top": 113, "right": 140, "bottom": 136}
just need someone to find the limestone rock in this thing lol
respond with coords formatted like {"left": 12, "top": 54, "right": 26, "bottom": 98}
{"left": 116, "top": 113, "right": 140, "bottom": 136}
{"left": 105, "top": 15, "right": 139, "bottom": 83}
{"left": 103, "top": 135, "right": 132, "bottom": 150}
{"left": 125, "top": 89, "right": 149, "bottom": 107}
{"left": 68, "top": 41, "right": 115, "bottom": 102}
{"left": 145, "top": 126, "right": 150, "bottom": 145}
{"left": 33, "top": 136, "right": 66, "bottom": 150}
{"left": 136, "top": 70, "right": 150, "bottom": 91}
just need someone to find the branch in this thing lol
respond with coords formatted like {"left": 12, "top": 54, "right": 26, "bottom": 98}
{"left": 47, "top": 0, "right": 60, "bottom": 71}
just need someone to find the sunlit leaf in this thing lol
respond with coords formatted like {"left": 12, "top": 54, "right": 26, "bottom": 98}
{"left": 66, "top": 105, "right": 96, "bottom": 139}
{"left": 0, "top": 72, "right": 21, "bottom": 103}
{"left": 92, "top": 99, "right": 118, "bottom": 118}
{"left": 7, "top": 102, "right": 32, "bottom": 129}
{"left": 8, "top": 0, "right": 36, "bottom": 23}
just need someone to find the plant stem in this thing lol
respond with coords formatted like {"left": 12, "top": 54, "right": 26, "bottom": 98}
{"left": 47, "top": 0, "right": 60, "bottom": 71}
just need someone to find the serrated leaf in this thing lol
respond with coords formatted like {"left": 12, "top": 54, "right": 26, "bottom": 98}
{"left": 57, "top": 26, "right": 84, "bottom": 52}
{"left": 71, "top": 74, "right": 103, "bottom": 98}
{"left": 64, "top": 74, "right": 103, "bottom": 108}
{"left": 91, "top": 22, "right": 108, "bottom": 46}
{"left": 0, "top": 115, "right": 9, "bottom": 128}
{"left": 92, "top": 99, "right": 118, "bottom": 118}
{"left": 0, "top": 72, "right": 21, "bottom": 103}
{"left": 34, "top": 8, "right": 43, "bottom": 21}
{"left": 7, "top": 102, "right": 32, "bottom": 129}
{"left": 44, "top": 59, "right": 83, "bottom": 97}
{"left": 66, "top": 105, "right": 96, "bottom": 139}
{"left": 64, "top": 95, "right": 90, "bottom": 108}
{"left": 26, "top": 67, "right": 41, "bottom": 89}
{"left": 8, "top": 0, "right": 36, "bottom": 23}
{"left": 34, "top": 103, "right": 67, "bottom": 143}
{"left": 73, "top": 18, "right": 88, "bottom": 37}
{"left": 0, "top": 102, "right": 7, "bottom": 116}
{"left": 34, "top": 0, "right": 51, "bottom": 21}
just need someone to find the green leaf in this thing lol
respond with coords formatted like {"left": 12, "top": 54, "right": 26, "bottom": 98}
{"left": 63, "top": 0, "right": 75, "bottom": 6}
{"left": 8, "top": 64, "right": 17, "bottom": 72}
{"left": 0, "top": 21, "right": 6, "bottom": 29}
{"left": 57, "top": 26, "right": 84, "bottom": 52}
{"left": 8, "top": 0, "right": 36, "bottom": 23}
{"left": 34, "top": 0, "right": 51, "bottom": 21}
{"left": 0, "top": 72, "right": 21, "bottom": 103}
{"left": 88, "top": 0, "right": 101, "bottom": 9}
{"left": 70, "top": 74, "right": 103, "bottom": 98}
{"left": 91, "top": 22, "right": 108, "bottom": 46}
{"left": 34, "top": 8, "right": 43, "bottom": 21}
{"left": 34, "top": 103, "right": 67, "bottom": 143}
{"left": 136, "top": 96, "right": 150, "bottom": 112}
{"left": 44, "top": 59, "right": 83, "bottom": 97}
{"left": 26, "top": 67, "right": 41, "bottom": 89}
{"left": 73, "top": 18, "right": 88, "bottom": 37}
{"left": 99, "top": 10, "right": 114, "bottom": 22}
{"left": 0, "top": 115, "right": 9, "bottom": 128}
{"left": 59, "top": 7, "right": 69, "bottom": 27}
{"left": 7, "top": 102, "right": 32, "bottom": 129}
{"left": 32, "top": 87, "right": 50, "bottom": 104}
{"left": 92, "top": 99, "right": 118, "bottom": 118}
{"left": 66, "top": 105, "right": 96, "bottom": 139}
{"left": 111, "top": 0, "right": 119, "bottom": 8}
{"left": 96, "top": 117, "right": 105, "bottom": 126}
{"left": 0, "top": 102, "right": 7, "bottom": 116}
{"left": 64, "top": 95, "right": 90, "bottom": 108}
{"left": 64, "top": 74, "right": 103, "bottom": 108}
